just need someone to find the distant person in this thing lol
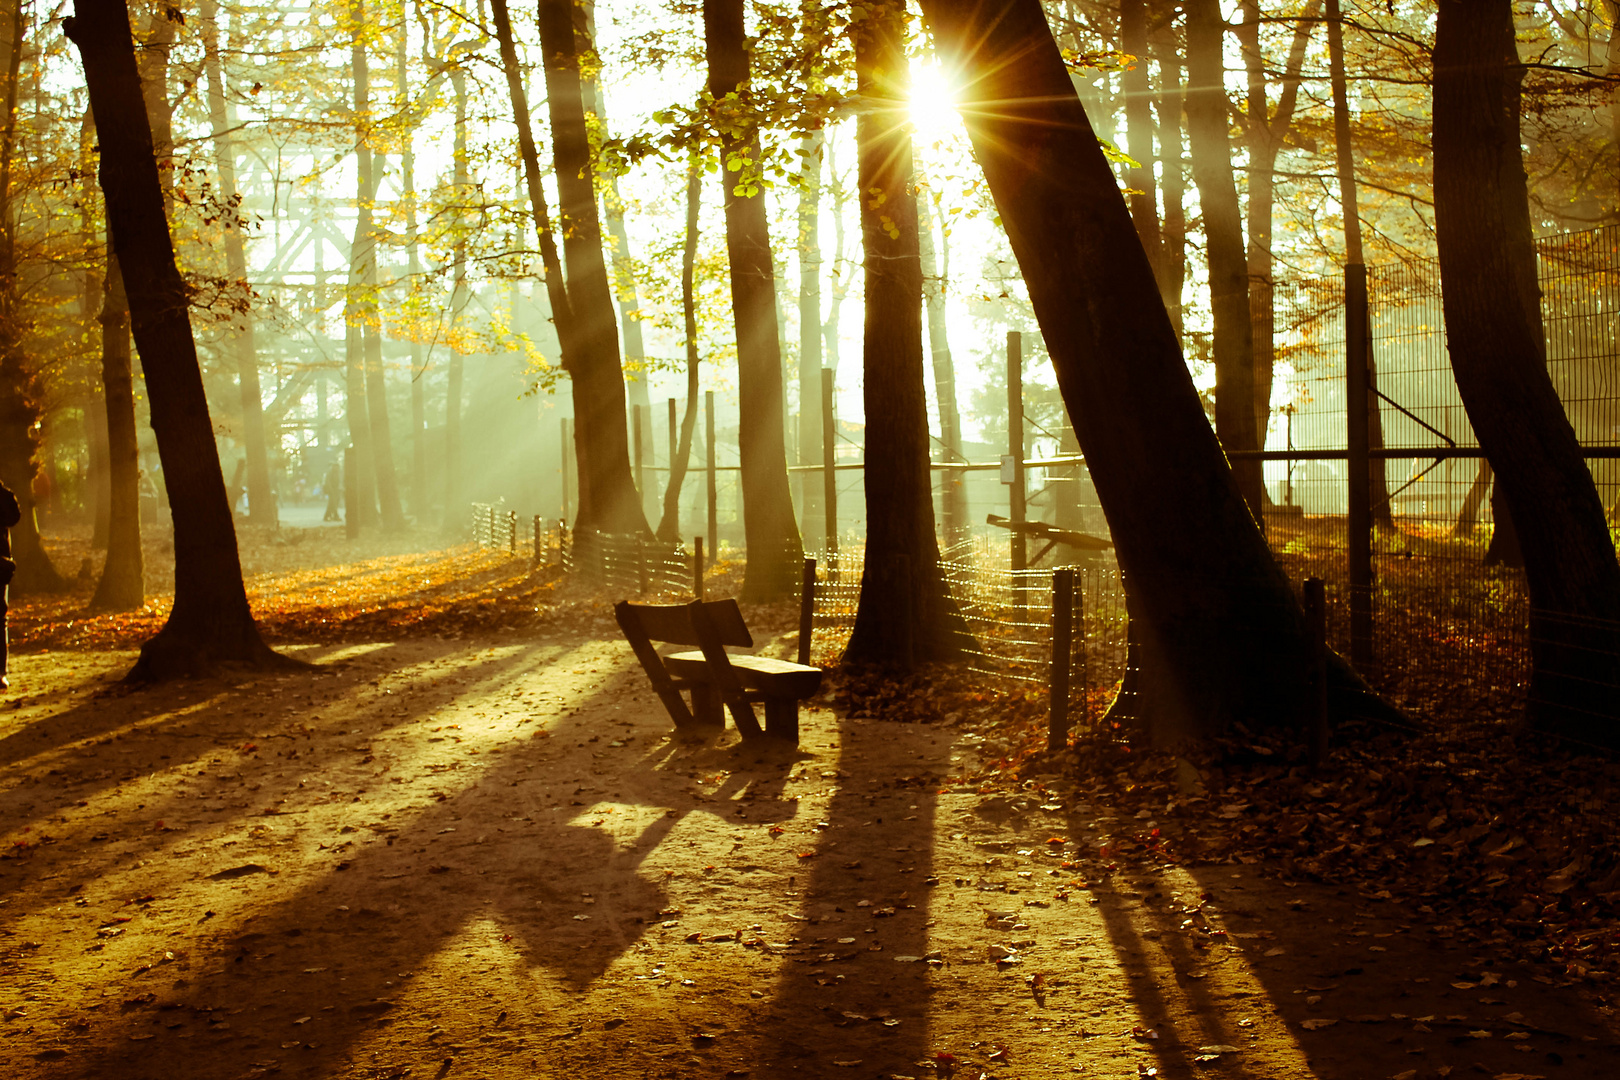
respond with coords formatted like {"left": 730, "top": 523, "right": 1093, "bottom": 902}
{"left": 0, "top": 479, "right": 19, "bottom": 689}
{"left": 323, "top": 462, "right": 343, "bottom": 522}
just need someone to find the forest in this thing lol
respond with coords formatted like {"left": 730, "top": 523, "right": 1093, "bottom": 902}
{"left": 2, "top": 0, "right": 1620, "bottom": 1077}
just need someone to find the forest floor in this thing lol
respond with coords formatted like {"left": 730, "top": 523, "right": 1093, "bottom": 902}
{"left": 2, "top": 522, "right": 1620, "bottom": 1079}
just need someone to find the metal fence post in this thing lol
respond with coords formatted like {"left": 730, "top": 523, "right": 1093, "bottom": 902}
{"left": 1049, "top": 567, "right": 1074, "bottom": 752}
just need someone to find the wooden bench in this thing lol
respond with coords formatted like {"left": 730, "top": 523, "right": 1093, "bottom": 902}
{"left": 614, "top": 562, "right": 821, "bottom": 743}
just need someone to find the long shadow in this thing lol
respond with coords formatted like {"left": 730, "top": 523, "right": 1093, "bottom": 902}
{"left": 752, "top": 712, "right": 953, "bottom": 1077}
{"left": 18, "top": 638, "right": 816, "bottom": 1078}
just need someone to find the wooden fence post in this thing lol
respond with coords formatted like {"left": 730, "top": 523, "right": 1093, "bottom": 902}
{"left": 694, "top": 536, "right": 705, "bottom": 601}
{"left": 509, "top": 510, "right": 517, "bottom": 555}
{"left": 533, "top": 515, "right": 542, "bottom": 568}
{"left": 705, "top": 391, "right": 718, "bottom": 558}
{"left": 1049, "top": 567, "right": 1074, "bottom": 752}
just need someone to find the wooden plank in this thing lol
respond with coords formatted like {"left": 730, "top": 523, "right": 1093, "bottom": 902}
{"left": 689, "top": 602, "right": 764, "bottom": 739}
{"left": 613, "top": 602, "right": 696, "bottom": 729}
{"left": 696, "top": 599, "right": 753, "bottom": 647}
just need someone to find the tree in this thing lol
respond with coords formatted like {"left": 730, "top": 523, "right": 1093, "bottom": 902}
{"left": 795, "top": 131, "right": 825, "bottom": 547}
{"left": 345, "top": 0, "right": 380, "bottom": 530}
{"left": 657, "top": 156, "right": 703, "bottom": 543}
{"left": 1151, "top": 8, "right": 1187, "bottom": 341}
{"left": 532, "top": 0, "right": 646, "bottom": 536}
{"left": 201, "top": 0, "right": 275, "bottom": 528}
{"left": 842, "top": 0, "right": 966, "bottom": 667}
{"left": 0, "top": 0, "right": 65, "bottom": 594}
{"left": 1432, "top": 0, "right": 1620, "bottom": 744}
{"left": 1119, "top": 0, "right": 1161, "bottom": 282}
{"left": 67, "top": 0, "right": 290, "bottom": 679}
{"left": 88, "top": 254, "right": 142, "bottom": 611}
{"left": 917, "top": 0, "right": 1376, "bottom": 740}
{"left": 917, "top": 179, "right": 966, "bottom": 537}
{"left": 703, "top": 0, "right": 803, "bottom": 600}
{"left": 1183, "top": 0, "right": 1262, "bottom": 520}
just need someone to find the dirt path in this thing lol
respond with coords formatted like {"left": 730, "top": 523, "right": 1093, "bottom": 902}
{"left": 3, "top": 623, "right": 1619, "bottom": 1079}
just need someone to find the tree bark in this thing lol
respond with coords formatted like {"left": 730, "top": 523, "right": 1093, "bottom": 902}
{"left": 796, "top": 132, "right": 825, "bottom": 548}
{"left": 534, "top": 0, "right": 646, "bottom": 535}
{"left": 917, "top": 0, "right": 1381, "bottom": 740}
{"left": 657, "top": 157, "right": 703, "bottom": 544}
{"left": 843, "top": 0, "right": 966, "bottom": 668}
{"left": 202, "top": 0, "right": 275, "bottom": 528}
{"left": 0, "top": 0, "right": 63, "bottom": 594}
{"left": 1237, "top": 0, "right": 1318, "bottom": 451}
{"left": 89, "top": 255, "right": 143, "bottom": 611}
{"left": 79, "top": 107, "right": 111, "bottom": 551}
{"left": 1184, "top": 0, "right": 1262, "bottom": 521}
{"left": 66, "top": 0, "right": 289, "bottom": 678}
{"left": 1451, "top": 458, "right": 1491, "bottom": 539}
{"left": 703, "top": 0, "right": 803, "bottom": 600}
{"left": 918, "top": 183, "right": 967, "bottom": 539}
{"left": 1433, "top": 0, "right": 1620, "bottom": 743}
{"left": 345, "top": 0, "right": 378, "bottom": 529}
{"left": 1152, "top": 14, "right": 1187, "bottom": 340}
{"left": 445, "top": 61, "right": 468, "bottom": 530}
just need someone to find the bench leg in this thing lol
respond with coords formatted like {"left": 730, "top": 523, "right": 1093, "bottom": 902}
{"left": 690, "top": 683, "right": 725, "bottom": 731}
{"left": 763, "top": 697, "right": 799, "bottom": 744}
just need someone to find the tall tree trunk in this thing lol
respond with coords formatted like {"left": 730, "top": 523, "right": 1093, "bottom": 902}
{"left": 0, "top": 0, "right": 63, "bottom": 593}
{"left": 1237, "top": 0, "right": 1318, "bottom": 452}
{"left": 1184, "top": 0, "right": 1262, "bottom": 520}
{"left": 1451, "top": 458, "right": 1491, "bottom": 538}
{"left": 844, "top": 0, "right": 965, "bottom": 667}
{"left": 400, "top": 13, "right": 427, "bottom": 523}
{"left": 917, "top": 183, "right": 966, "bottom": 538}
{"left": 79, "top": 107, "right": 111, "bottom": 551}
{"left": 351, "top": 0, "right": 404, "bottom": 533}
{"left": 1434, "top": 0, "right": 1620, "bottom": 743}
{"left": 1151, "top": 11, "right": 1186, "bottom": 341}
{"left": 657, "top": 156, "right": 703, "bottom": 544}
{"left": 89, "top": 254, "right": 143, "bottom": 610}
{"left": 796, "top": 132, "right": 824, "bottom": 548}
{"left": 524, "top": 0, "right": 645, "bottom": 535}
{"left": 1119, "top": 0, "right": 1161, "bottom": 280}
{"left": 346, "top": 0, "right": 379, "bottom": 529}
{"left": 445, "top": 62, "right": 468, "bottom": 530}
{"left": 822, "top": 134, "right": 849, "bottom": 373}
{"left": 917, "top": 0, "right": 1382, "bottom": 740}
{"left": 703, "top": 0, "right": 803, "bottom": 598}
{"left": 580, "top": 0, "right": 650, "bottom": 420}
{"left": 67, "top": 0, "right": 289, "bottom": 677}
{"left": 202, "top": 0, "right": 275, "bottom": 528}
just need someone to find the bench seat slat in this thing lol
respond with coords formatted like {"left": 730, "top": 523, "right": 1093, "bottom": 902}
{"left": 665, "top": 651, "right": 822, "bottom": 698}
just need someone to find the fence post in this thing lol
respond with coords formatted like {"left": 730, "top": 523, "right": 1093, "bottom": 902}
{"left": 637, "top": 536, "right": 649, "bottom": 595}
{"left": 799, "top": 557, "right": 816, "bottom": 666}
{"left": 822, "top": 367, "right": 838, "bottom": 567}
{"left": 533, "top": 515, "right": 542, "bottom": 568}
{"left": 633, "top": 402, "right": 646, "bottom": 502}
{"left": 693, "top": 536, "right": 705, "bottom": 601}
{"left": 705, "top": 391, "right": 718, "bottom": 559}
{"left": 1049, "top": 567, "right": 1074, "bottom": 752}
{"left": 488, "top": 505, "right": 496, "bottom": 550}
{"left": 508, "top": 510, "right": 517, "bottom": 555}
{"left": 1304, "top": 577, "right": 1329, "bottom": 767}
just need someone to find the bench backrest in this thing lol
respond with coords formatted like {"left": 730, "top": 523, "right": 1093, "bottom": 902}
{"left": 620, "top": 599, "right": 753, "bottom": 649}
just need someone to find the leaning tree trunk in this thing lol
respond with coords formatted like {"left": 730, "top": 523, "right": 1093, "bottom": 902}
{"left": 843, "top": 0, "right": 967, "bottom": 668}
{"left": 202, "top": 0, "right": 274, "bottom": 528}
{"left": 534, "top": 0, "right": 646, "bottom": 536}
{"left": 67, "top": 0, "right": 289, "bottom": 678}
{"left": 89, "top": 254, "right": 143, "bottom": 611}
{"left": 657, "top": 157, "right": 703, "bottom": 543}
{"left": 703, "top": 0, "right": 803, "bottom": 600}
{"left": 1184, "top": 0, "right": 1263, "bottom": 521}
{"left": 918, "top": 0, "right": 1384, "bottom": 740}
{"left": 1434, "top": 0, "right": 1620, "bottom": 743}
